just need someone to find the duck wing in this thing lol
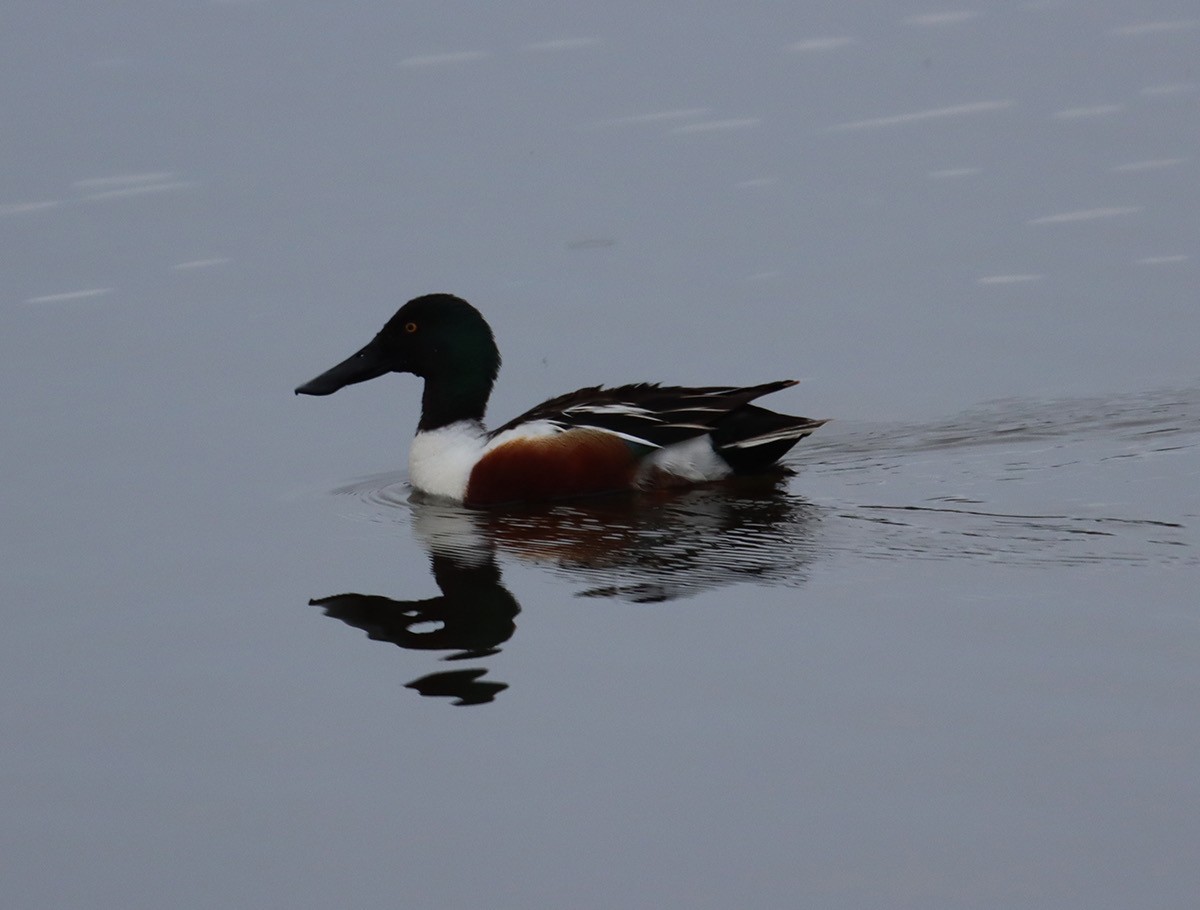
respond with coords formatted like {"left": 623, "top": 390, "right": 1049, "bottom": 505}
{"left": 489, "top": 380, "right": 801, "bottom": 448}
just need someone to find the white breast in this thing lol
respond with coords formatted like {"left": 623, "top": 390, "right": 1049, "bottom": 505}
{"left": 408, "top": 421, "right": 488, "bottom": 501}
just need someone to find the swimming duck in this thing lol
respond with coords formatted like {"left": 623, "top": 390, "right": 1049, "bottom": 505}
{"left": 295, "top": 294, "right": 825, "bottom": 506}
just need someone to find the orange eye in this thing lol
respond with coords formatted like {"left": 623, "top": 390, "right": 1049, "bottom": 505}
{"left": 404, "top": 322, "right": 418, "bottom": 333}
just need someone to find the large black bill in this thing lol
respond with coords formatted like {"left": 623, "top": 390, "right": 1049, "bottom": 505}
{"left": 295, "top": 338, "right": 391, "bottom": 396}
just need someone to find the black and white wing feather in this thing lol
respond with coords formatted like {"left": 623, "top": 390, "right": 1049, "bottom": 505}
{"left": 490, "top": 380, "right": 816, "bottom": 450}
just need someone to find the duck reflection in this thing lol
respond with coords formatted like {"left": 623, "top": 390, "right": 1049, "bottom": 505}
{"left": 311, "top": 549, "right": 518, "bottom": 705}
{"left": 311, "top": 472, "right": 821, "bottom": 705}
{"left": 459, "top": 473, "right": 822, "bottom": 602}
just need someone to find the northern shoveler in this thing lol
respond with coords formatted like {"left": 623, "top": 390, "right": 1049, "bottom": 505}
{"left": 295, "top": 294, "right": 826, "bottom": 506}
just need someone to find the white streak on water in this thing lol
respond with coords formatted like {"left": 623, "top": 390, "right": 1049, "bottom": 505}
{"left": 670, "top": 118, "right": 760, "bottom": 134}
{"left": 399, "top": 51, "right": 489, "bottom": 67}
{"left": 1053, "top": 104, "right": 1124, "bottom": 118}
{"left": 25, "top": 288, "right": 113, "bottom": 304}
{"left": 1136, "top": 255, "right": 1189, "bottom": 265}
{"left": 586, "top": 108, "right": 711, "bottom": 129}
{"left": 1141, "top": 83, "right": 1198, "bottom": 96}
{"left": 1028, "top": 206, "right": 1141, "bottom": 224}
{"left": 928, "top": 167, "right": 982, "bottom": 179}
{"left": 82, "top": 181, "right": 195, "bottom": 201}
{"left": 0, "top": 200, "right": 61, "bottom": 215}
{"left": 565, "top": 238, "right": 615, "bottom": 250}
{"left": 522, "top": 37, "right": 600, "bottom": 51}
{"left": 1111, "top": 157, "right": 1189, "bottom": 172}
{"left": 172, "top": 257, "right": 232, "bottom": 270}
{"left": 786, "top": 37, "right": 856, "bottom": 52}
{"left": 826, "top": 100, "right": 1013, "bottom": 132}
{"left": 905, "top": 11, "right": 982, "bottom": 27}
{"left": 978, "top": 274, "right": 1043, "bottom": 284}
{"left": 1111, "top": 20, "right": 1200, "bottom": 36}
{"left": 74, "top": 171, "right": 175, "bottom": 189}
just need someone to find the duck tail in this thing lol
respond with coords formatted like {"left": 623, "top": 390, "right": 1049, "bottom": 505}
{"left": 711, "top": 406, "right": 827, "bottom": 473}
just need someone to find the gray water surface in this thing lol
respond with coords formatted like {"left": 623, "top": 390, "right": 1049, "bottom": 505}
{"left": 4, "top": 3, "right": 1199, "bottom": 908}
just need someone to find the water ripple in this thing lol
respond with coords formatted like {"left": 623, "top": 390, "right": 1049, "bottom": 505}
{"left": 803, "top": 388, "right": 1199, "bottom": 567}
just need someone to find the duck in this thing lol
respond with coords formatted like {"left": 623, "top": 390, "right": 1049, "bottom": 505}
{"left": 295, "top": 294, "right": 826, "bottom": 507}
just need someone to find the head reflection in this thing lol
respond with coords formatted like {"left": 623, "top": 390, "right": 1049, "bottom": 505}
{"left": 310, "top": 547, "right": 518, "bottom": 706}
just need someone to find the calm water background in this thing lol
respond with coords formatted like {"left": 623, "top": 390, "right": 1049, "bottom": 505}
{"left": 3, "top": 2, "right": 1199, "bottom": 907}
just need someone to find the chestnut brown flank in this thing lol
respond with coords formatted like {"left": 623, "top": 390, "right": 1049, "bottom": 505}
{"left": 465, "top": 429, "right": 639, "bottom": 506}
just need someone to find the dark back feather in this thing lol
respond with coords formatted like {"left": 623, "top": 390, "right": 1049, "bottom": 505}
{"left": 489, "top": 380, "right": 802, "bottom": 448}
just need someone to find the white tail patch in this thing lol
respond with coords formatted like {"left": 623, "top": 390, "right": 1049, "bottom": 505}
{"left": 638, "top": 436, "right": 731, "bottom": 484}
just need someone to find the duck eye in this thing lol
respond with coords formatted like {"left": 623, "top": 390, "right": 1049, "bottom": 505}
{"left": 404, "top": 322, "right": 418, "bottom": 334}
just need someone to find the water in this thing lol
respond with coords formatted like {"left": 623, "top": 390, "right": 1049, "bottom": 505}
{"left": 3, "top": 3, "right": 1199, "bottom": 908}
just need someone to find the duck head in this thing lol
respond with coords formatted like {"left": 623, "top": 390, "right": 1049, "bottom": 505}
{"left": 295, "top": 293, "right": 499, "bottom": 394}
{"left": 295, "top": 293, "right": 502, "bottom": 428}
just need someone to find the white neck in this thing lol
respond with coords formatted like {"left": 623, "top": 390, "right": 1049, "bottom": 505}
{"left": 408, "top": 420, "right": 488, "bottom": 501}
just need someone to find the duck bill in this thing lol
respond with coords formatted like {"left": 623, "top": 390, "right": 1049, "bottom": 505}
{"left": 295, "top": 337, "right": 391, "bottom": 396}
